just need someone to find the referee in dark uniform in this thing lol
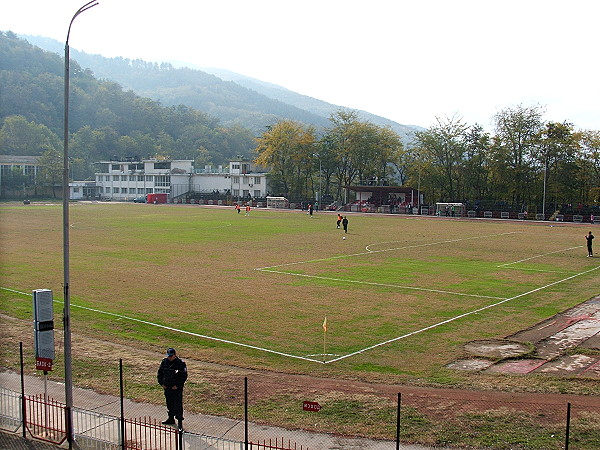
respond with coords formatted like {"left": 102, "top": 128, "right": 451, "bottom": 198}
{"left": 157, "top": 348, "right": 188, "bottom": 429}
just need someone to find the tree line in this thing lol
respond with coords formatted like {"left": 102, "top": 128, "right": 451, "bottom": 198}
{"left": 256, "top": 105, "right": 599, "bottom": 212}
{"left": 255, "top": 110, "right": 404, "bottom": 203}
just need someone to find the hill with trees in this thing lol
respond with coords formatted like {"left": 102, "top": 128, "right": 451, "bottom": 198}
{"left": 21, "top": 34, "right": 421, "bottom": 140}
{"left": 0, "top": 31, "right": 256, "bottom": 181}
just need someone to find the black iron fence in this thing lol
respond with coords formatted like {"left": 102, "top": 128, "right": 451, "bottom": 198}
{"left": 3, "top": 341, "right": 600, "bottom": 449}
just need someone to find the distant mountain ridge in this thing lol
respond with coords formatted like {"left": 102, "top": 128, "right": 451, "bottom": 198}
{"left": 21, "top": 34, "right": 421, "bottom": 141}
{"left": 201, "top": 67, "right": 422, "bottom": 139}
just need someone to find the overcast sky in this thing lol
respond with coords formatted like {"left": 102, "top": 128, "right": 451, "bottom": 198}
{"left": 2, "top": 0, "right": 599, "bottom": 131}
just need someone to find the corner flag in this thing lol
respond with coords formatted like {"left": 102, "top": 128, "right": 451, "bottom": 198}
{"left": 322, "top": 316, "right": 328, "bottom": 333}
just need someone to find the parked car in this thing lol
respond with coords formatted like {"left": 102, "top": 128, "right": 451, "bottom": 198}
{"left": 133, "top": 196, "right": 146, "bottom": 203}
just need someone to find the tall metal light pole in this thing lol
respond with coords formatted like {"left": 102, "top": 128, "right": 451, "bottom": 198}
{"left": 313, "top": 153, "right": 322, "bottom": 208}
{"left": 63, "top": 2, "right": 99, "bottom": 447}
{"left": 542, "top": 156, "right": 548, "bottom": 219}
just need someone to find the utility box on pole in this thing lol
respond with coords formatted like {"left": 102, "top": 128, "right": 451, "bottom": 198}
{"left": 33, "top": 289, "right": 54, "bottom": 371}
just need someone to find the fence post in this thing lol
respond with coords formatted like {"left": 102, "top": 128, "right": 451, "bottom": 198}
{"left": 245, "top": 377, "right": 249, "bottom": 450}
{"left": 396, "top": 392, "right": 401, "bottom": 450}
{"left": 120, "top": 359, "right": 125, "bottom": 450}
{"left": 565, "top": 402, "right": 571, "bottom": 450}
{"left": 20, "top": 342, "right": 26, "bottom": 438}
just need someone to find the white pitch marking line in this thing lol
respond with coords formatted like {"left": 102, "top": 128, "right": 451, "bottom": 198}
{"left": 0, "top": 287, "right": 323, "bottom": 364}
{"left": 257, "top": 231, "right": 520, "bottom": 271}
{"left": 497, "top": 245, "right": 584, "bottom": 268}
{"left": 324, "top": 264, "right": 600, "bottom": 364}
{"left": 260, "top": 270, "right": 506, "bottom": 300}
{"left": 4, "top": 257, "right": 597, "bottom": 365}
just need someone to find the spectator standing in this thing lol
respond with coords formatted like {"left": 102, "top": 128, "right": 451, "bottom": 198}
{"left": 342, "top": 216, "right": 349, "bottom": 233}
{"left": 157, "top": 348, "right": 188, "bottom": 429}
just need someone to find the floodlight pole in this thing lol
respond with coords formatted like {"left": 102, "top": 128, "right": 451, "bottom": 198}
{"left": 542, "top": 156, "right": 547, "bottom": 219}
{"left": 63, "top": 2, "right": 99, "bottom": 448}
{"left": 313, "top": 153, "right": 322, "bottom": 207}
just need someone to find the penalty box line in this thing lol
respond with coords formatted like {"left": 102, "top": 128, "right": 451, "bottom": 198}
{"left": 0, "top": 287, "right": 324, "bottom": 364}
{"left": 259, "top": 270, "right": 505, "bottom": 300}
{"left": 324, "top": 264, "right": 600, "bottom": 364}
{"left": 497, "top": 245, "right": 584, "bottom": 273}
{"left": 255, "top": 231, "right": 520, "bottom": 301}
{"left": 256, "top": 231, "right": 520, "bottom": 271}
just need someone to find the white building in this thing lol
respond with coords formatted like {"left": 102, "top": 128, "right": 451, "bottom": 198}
{"left": 69, "top": 180, "right": 98, "bottom": 200}
{"left": 94, "top": 159, "right": 268, "bottom": 202}
{"left": 0, "top": 155, "right": 41, "bottom": 184}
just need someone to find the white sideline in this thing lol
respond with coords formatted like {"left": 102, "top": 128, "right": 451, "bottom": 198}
{"left": 324, "top": 264, "right": 600, "bottom": 364}
{"left": 0, "top": 287, "right": 323, "bottom": 364}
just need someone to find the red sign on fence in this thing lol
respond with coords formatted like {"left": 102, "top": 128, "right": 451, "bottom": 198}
{"left": 36, "top": 357, "right": 53, "bottom": 371}
{"left": 303, "top": 401, "right": 321, "bottom": 412}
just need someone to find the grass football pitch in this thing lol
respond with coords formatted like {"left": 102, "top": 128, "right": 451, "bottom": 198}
{"left": 1, "top": 202, "right": 599, "bottom": 383}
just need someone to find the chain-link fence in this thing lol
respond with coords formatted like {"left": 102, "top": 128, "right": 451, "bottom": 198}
{"left": 2, "top": 341, "right": 599, "bottom": 449}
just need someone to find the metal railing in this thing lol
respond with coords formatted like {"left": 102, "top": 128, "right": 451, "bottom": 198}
{"left": 1, "top": 387, "right": 302, "bottom": 450}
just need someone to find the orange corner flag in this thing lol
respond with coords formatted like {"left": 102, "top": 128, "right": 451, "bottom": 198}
{"left": 322, "top": 316, "right": 328, "bottom": 333}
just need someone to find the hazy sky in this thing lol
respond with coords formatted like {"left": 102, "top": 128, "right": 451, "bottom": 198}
{"left": 2, "top": 0, "right": 599, "bottom": 131}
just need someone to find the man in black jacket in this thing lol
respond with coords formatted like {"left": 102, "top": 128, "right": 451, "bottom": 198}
{"left": 157, "top": 348, "right": 188, "bottom": 428}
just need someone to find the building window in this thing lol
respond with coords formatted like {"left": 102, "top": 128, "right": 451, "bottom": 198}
{"left": 254, "top": 190, "right": 261, "bottom": 197}
{"left": 105, "top": 175, "right": 110, "bottom": 181}
{"left": 232, "top": 163, "right": 240, "bottom": 170}
{"left": 121, "top": 175, "right": 127, "bottom": 181}
{"left": 73, "top": 187, "right": 80, "bottom": 193}
{"left": 113, "top": 187, "right": 120, "bottom": 193}
{"left": 129, "top": 188, "right": 136, "bottom": 194}
{"left": 154, "top": 162, "right": 171, "bottom": 170}
{"left": 138, "top": 188, "right": 145, "bottom": 194}
{"left": 243, "top": 190, "right": 249, "bottom": 197}
{"left": 233, "top": 176, "right": 240, "bottom": 184}
{"left": 155, "top": 175, "right": 170, "bottom": 187}
{"left": 145, "top": 175, "right": 153, "bottom": 182}
{"left": 233, "top": 189, "right": 239, "bottom": 197}
{"left": 254, "top": 177, "right": 261, "bottom": 184}
{"left": 146, "top": 188, "right": 153, "bottom": 194}
{"left": 129, "top": 176, "right": 136, "bottom": 182}
{"left": 111, "top": 164, "right": 119, "bottom": 171}
{"left": 137, "top": 176, "right": 144, "bottom": 182}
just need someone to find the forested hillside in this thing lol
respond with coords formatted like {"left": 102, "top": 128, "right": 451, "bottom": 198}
{"left": 20, "top": 35, "right": 331, "bottom": 134}
{"left": 202, "top": 67, "right": 422, "bottom": 139}
{"left": 0, "top": 31, "right": 256, "bottom": 179}
{"left": 22, "top": 34, "right": 420, "bottom": 140}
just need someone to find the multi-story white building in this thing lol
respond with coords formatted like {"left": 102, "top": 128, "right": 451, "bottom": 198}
{"left": 94, "top": 159, "right": 268, "bottom": 202}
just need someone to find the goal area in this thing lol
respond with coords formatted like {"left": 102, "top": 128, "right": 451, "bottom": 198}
{"left": 266, "top": 196, "right": 290, "bottom": 209}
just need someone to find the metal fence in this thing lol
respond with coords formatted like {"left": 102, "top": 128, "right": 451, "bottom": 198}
{"left": 3, "top": 338, "right": 600, "bottom": 449}
{"left": 0, "top": 385, "right": 305, "bottom": 450}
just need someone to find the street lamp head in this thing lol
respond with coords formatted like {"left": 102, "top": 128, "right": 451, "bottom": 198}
{"left": 66, "top": 1, "right": 99, "bottom": 45}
